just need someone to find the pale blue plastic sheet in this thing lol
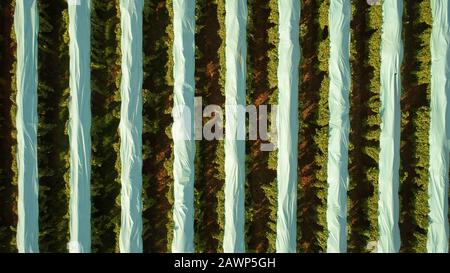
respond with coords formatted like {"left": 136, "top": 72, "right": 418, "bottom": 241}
{"left": 119, "top": 0, "right": 144, "bottom": 253}
{"left": 427, "top": 0, "right": 450, "bottom": 253}
{"left": 223, "top": 0, "right": 247, "bottom": 253}
{"left": 326, "top": 0, "right": 350, "bottom": 253}
{"left": 377, "top": 0, "right": 403, "bottom": 253}
{"left": 67, "top": 0, "right": 92, "bottom": 253}
{"left": 276, "top": 0, "right": 300, "bottom": 253}
{"left": 171, "top": 0, "right": 196, "bottom": 253}
{"left": 14, "top": 0, "right": 39, "bottom": 253}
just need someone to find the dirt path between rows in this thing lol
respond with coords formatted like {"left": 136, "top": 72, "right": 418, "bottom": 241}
{"left": 194, "top": 0, "right": 224, "bottom": 253}
{"left": 37, "top": 1, "right": 70, "bottom": 252}
{"left": 347, "top": 2, "right": 373, "bottom": 252}
{"left": 142, "top": 1, "right": 172, "bottom": 253}
{"left": 90, "top": 2, "right": 122, "bottom": 252}
{"left": 399, "top": 0, "right": 429, "bottom": 252}
{"left": 246, "top": 0, "right": 276, "bottom": 253}
{"left": 298, "top": 0, "right": 325, "bottom": 252}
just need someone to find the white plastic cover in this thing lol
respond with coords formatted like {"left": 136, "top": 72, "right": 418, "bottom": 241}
{"left": 377, "top": 0, "right": 403, "bottom": 253}
{"left": 67, "top": 0, "right": 92, "bottom": 253}
{"left": 171, "top": 0, "right": 196, "bottom": 253}
{"left": 326, "top": 0, "right": 350, "bottom": 253}
{"left": 119, "top": 0, "right": 144, "bottom": 253}
{"left": 14, "top": 0, "right": 39, "bottom": 253}
{"left": 223, "top": 0, "right": 247, "bottom": 253}
{"left": 427, "top": 0, "right": 450, "bottom": 253}
{"left": 276, "top": 0, "right": 300, "bottom": 253}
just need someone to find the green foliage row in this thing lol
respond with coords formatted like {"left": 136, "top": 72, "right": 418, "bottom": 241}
{"left": 293, "top": 0, "right": 329, "bottom": 252}
{"left": 0, "top": 0, "right": 16, "bottom": 253}
{"left": 410, "top": 1, "right": 431, "bottom": 252}
{"left": 164, "top": 0, "right": 175, "bottom": 252}
{"left": 399, "top": 0, "right": 431, "bottom": 252}
{"left": 212, "top": 0, "right": 226, "bottom": 253}
{"left": 347, "top": 1, "right": 372, "bottom": 252}
{"left": 244, "top": 0, "right": 255, "bottom": 252}
{"left": 36, "top": 0, "right": 70, "bottom": 252}
{"left": 9, "top": 0, "right": 18, "bottom": 252}
{"left": 245, "top": 0, "right": 278, "bottom": 253}
{"left": 194, "top": 0, "right": 205, "bottom": 252}
{"left": 265, "top": 0, "right": 278, "bottom": 253}
{"left": 313, "top": 0, "right": 330, "bottom": 252}
{"left": 90, "top": 0, "right": 121, "bottom": 252}
{"left": 141, "top": 0, "right": 171, "bottom": 252}
{"left": 364, "top": 3, "right": 382, "bottom": 249}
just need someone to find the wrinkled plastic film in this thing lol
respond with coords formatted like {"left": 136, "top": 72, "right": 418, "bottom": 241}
{"left": 119, "top": 0, "right": 144, "bottom": 253}
{"left": 275, "top": 0, "right": 300, "bottom": 253}
{"left": 377, "top": 0, "right": 403, "bottom": 253}
{"left": 326, "top": 0, "right": 350, "bottom": 253}
{"left": 171, "top": 0, "right": 196, "bottom": 253}
{"left": 67, "top": 0, "right": 91, "bottom": 253}
{"left": 427, "top": 0, "right": 450, "bottom": 253}
{"left": 15, "top": 0, "right": 39, "bottom": 253}
{"left": 223, "top": 0, "right": 247, "bottom": 253}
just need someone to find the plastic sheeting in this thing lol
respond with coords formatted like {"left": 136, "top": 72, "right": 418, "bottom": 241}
{"left": 276, "top": 0, "right": 300, "bottom": 253}
{"left": 377, "top": 0, "right": 403, "bottom": 253}
{"left": 171, "top": 0, "right": 196, "bottom": 253}
{"left": 427, "top": 0, "right": 450, "bottom": 253}
{"left": 223, "top": 0, "right": 247, "bottom": 253}
{"left": 67, "top": 0, "right": 91, "bottom": 253}
{"left": 326, "top": 0, "right": 350, "bottom": 253}
{"left": 15, "top": 0, "right": 39, "bottom": 253}
{"left": 119, "top": 0, "right": 143, "bottom": 253}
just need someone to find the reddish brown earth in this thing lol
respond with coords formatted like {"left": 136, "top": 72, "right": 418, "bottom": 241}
{"left": 347, "top": 1, "right": 373, "bottom": 252}
{"left": 142, "top": 1, "right": 172, "bottom": 252}
{"left": 246, "top": 0, "right": 276, "bottom": 253}
{"left": 298, "top": 0, "right": 326, "bottom": 252}
{"left": 398, "top": 0, "right": 429, "bottom": 253}
{"left": 194, "top": 0, "right": 224, "bottom": 253}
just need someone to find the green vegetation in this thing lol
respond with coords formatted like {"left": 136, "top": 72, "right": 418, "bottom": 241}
{"left": 214, "top": 0, "right": 226, "bottom": 252}
{"left": 297, "top": 0, "right": 328, "bottom": 252}
{"left": 0, "top": 0, "right": 16, "bottom": 253}
{"left": 347, "top": 1, "right": 375, "bottom": 252}
{"left": 244, "top": 0, "right": 279, "bottom": 253}
{"left": 399, "top": 0, "right": 431, "bottom": 252}
{"left": 264, "top": 0, "right": 278, "bottom": 253}
{"left": 142, "top": 0, "right": 172, "bottom": 253}
{"left": 365, "top": 2, "right": 382, "bottom": 249}
{"left": 314, "top": 0, "right": 330, "bottom": 251}
{"left": 36, "top": 0, "right": 69, "bottom": 252}
{"left": 164, "top": 0, "right": 175, "bottom": 252}
{"left": 194, "top": 0, "right": 223, "bottom": 253}
{"left": 90, "top": 0, "right": 121, "bottom": 252}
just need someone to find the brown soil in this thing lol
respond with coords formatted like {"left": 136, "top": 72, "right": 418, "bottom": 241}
{"left": 347, "top": 2, "right": 373, "bottom": 252}
{"left": 37, "top": 1, "right": 70, "bottom": 252}
{"left": 90, "top": 2, "right": 122, "bottom": 252}
{"left": 398, "top": 0, "right": 428, "bottom": 252}
{"left": 246, "top": 0, "right": 276, "bottom": 253}
{"left": 194, "top": 0, "right": 224, "bottom": 253}
{"left": 142, "top": 1, "right": 172, "bottom": 253}
{"left": 298, "top": 0, "right": 326, "bottom": 252}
